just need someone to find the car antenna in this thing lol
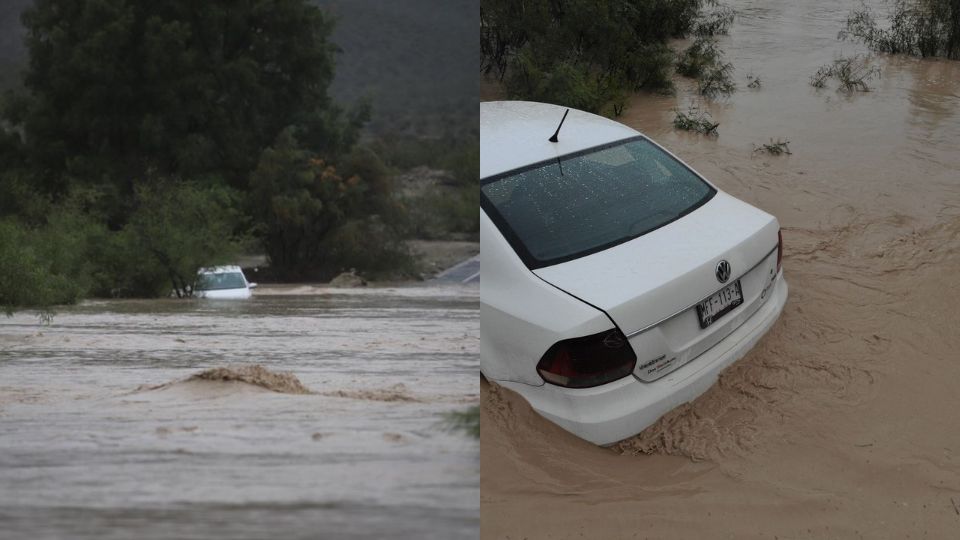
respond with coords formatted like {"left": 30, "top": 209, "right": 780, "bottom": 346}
{"left": 548, "top": 109, "right": 570, "bottom": 143}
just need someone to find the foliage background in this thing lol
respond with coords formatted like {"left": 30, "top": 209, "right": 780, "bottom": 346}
{"left": 0, "top": 0, "right": 478, "bottom": 312}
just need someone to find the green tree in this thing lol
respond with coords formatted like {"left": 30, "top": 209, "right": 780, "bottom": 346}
{"left": 4, "top": 0, "right": 357, "bottom": 206}
{"left": 0, "top": 180, "right": 241, "bottom": 313}
{"left": 119, "top": 180, "right": 243, "bottom": 297}
{"left": 481, "top": 0, "right": 706, "bottom": 114}
{"left": 841, "top": 0, "right": 960, "bottom": 59}
{"left": 249, "top": 129, "right": 412, "bottom": 280}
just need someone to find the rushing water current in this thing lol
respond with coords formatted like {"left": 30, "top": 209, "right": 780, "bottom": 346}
{"left": 0, "top": 285, "right": 479, "bottom": 539}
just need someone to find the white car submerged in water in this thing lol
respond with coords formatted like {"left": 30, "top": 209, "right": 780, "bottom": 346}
{"left": 480, "top": 101, "right": 788, "bottom": 445}
{"left": 195, "top": 266, "right": 257, "bottom": 299}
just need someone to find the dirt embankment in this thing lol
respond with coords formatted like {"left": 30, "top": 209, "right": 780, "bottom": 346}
{"left": 481, "top": 1, "right": 960, "bottom": 537}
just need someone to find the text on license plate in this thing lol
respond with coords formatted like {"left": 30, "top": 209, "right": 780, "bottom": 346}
{"left": 696, "top": 280, "right": 743, "bottom": 329}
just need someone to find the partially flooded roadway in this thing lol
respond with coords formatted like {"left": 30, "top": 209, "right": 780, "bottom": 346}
{"left": 0, "top": 284, "right": 479, "bottom": 539}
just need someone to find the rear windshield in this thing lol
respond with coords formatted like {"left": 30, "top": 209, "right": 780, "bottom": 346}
{"left": 481, "top": 137, "right": 716, "bottom": 268}
{"left": 196, "top": 272, "right": 246, "bottom": 291}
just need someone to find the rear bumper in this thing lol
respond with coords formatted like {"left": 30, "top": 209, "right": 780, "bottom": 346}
{"left": 495, "top": 273, "right": 788, "bottom": 446}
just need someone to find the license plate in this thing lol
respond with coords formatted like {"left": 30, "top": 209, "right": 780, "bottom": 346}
{"left": 696, "top": 280, "right": 743, "bottom": 329}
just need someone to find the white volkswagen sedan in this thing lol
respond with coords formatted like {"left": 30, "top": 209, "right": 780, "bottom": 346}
{"left": 480, "top": 101, "right": 788, "bottom": 446}
{"left": 195, "top": 266, "right": 257, "bottom": 299}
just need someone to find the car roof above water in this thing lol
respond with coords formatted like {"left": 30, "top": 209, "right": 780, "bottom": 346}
{"left": 198, "top": 265, "right": 244, "bottom": 274}
{"left": 480, "top": 101, "right": 640, "bottom": 180}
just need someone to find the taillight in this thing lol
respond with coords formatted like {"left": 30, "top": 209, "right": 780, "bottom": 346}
{"left": 776, "top": 228, "right": 783, "bottom": 274}
{"left": 536, "top": 328, "right": 637, "bottom": 388}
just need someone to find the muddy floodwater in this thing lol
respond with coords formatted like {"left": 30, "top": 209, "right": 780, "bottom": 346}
{"left": 483, "top": 0, "right": 960, "bottom": 538}
{"left": 0, "top": 284, "right": 478, "bottom": 539}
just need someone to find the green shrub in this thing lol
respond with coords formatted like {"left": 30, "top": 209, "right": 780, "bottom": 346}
{"left": 120, "top": 180, "right": 242, "bottom": 297}
{"left": 322, "top": 218, "right": 416, "bottom": 280}
{"left": 0, "top": 178, "right": 242, "bottom": 312}
{"left": 840, "top": 0, "right": 960, "bottom": 59}
{"left": 482, "top": 0, "right": 712, "bottom": 114}
{"left": 673, "top": 103, "right": 720, "bottom": 134}
{"left": 810, "top": 56, "right": 880, "bottom": 92}
{"left": 427, "top": 185, "right": 480, "bottom": 238}
{"left": 677, "top": 37, "right": 723, "bottom": 78}
{"left": 250, "top": 129, "right": 413, "bottom": 280}
{"left": 505, "top": 53, "right": 616, "bottom": 115}
{"left": 698, "top": 62, "right": 736, "bottom": 98}
{"left": 0, "top": 218, "right": 90, "bottom": 315}
{"left": 676, "top": 36, "right": 736, "bottom": 98}
{"left": 694, "top": 5, "right": 736, "bottom": 36}
{"left": 443, "top": 406, "right": 480, "bottom": 439}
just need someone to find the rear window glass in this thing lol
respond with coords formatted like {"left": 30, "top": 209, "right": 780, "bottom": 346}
{"left": 481, "top": 137, "right": 715, "bottom": 268}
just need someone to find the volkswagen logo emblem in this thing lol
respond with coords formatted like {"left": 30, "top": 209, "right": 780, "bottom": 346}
{"left": 716, "top": 260, "right": 732, "bottom": 283}
{"left": 602, "top": 331, "right": 625, "bottom": 349}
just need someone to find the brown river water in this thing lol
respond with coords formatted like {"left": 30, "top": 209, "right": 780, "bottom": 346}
{"left": 0, "top": 285, "right": 478, "bottom": 539}
{"left": 482, "top": 0, "right": 960, "bottom": 538}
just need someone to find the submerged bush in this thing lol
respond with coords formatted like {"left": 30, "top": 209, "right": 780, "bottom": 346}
{"left": 694, "top": 4, "right": 736, "bottom": 36}
{"left": 677, "top": 36, "right": 736, "bottom": 98}
{"left": 443, "top": 406, "right": 479, "bottom": 439}
{"left": 698, "top": 62, "right": 737, "bottom": 98}
{"left": 840, "top": 0, "right": 960, "bottom": 59}
{"left": 753, "top": 138, "right": 792, "bottom": 155}
{"left": 673, "top": 103, "right": 719, "bottom": 134}
{"left": 810, "top": 56, "right": 881, "bottom": 92}
{"left": 677, "top": 37, "right": 724, "bottom": 78}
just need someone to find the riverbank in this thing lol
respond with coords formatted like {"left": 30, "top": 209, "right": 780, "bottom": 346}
{"left": 239, "top": 239, "right": 479, "bottom": 286}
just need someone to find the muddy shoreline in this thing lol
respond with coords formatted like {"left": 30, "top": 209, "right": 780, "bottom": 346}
{"left": 481, "top": 0, "right": 960, "bottom": 537}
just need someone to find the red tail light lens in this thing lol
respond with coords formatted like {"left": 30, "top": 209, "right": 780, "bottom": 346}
{"left": 777, "top": 228, "right": 783, "bottom": 274}
{"left": 536, "top": 328, "right": 637, "bottom": 388}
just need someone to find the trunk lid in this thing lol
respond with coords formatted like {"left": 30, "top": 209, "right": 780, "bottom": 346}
{"left": 533, "top": 192, "right": 780, "bottom": 381}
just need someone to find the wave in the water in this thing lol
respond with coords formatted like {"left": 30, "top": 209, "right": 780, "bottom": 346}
{"left": 138, "top": 365, "right": 313, "bottom": 394}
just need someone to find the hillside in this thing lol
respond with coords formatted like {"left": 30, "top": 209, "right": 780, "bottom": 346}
{"left": 0, "top": 0, "right": 478, "bottom": 136}
{"left": 0, "top": 0, "right": 30, "bottom": 89}
{"left": 317, "top": 0, "right": 478, "bottom": 136}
